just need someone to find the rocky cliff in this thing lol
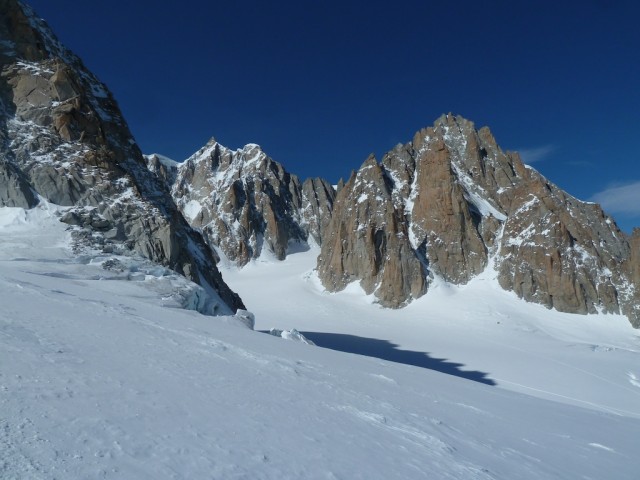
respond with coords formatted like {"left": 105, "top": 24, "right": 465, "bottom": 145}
{"left": 0, "top": 0, "right": 243, "bottom": 313}
{"left": 626, "top": 229, "right": 640, "bottom": 325}
{"left": 318, "top": 115, "right": 639, "bottom": 326}
{"left": 146, "top": 140, "right": 336, "bottom": 266}
{"left": 317, "top": 155, "right": 426, "bottom": 307}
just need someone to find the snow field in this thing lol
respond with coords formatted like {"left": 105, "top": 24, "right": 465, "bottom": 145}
{"left": 2, "top": 204, "right": 640, "bottom": 479}
{"left": 222, "top": 245, "right": 640, "bottom": 418}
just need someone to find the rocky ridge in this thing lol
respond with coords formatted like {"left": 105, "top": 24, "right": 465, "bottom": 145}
{"left": 319, "top": 114, "right": 639, "bottom": 326}
{"left": 146, "top": 140, "right": 336, "bottom": 266}
{"left": 0, "top": 0, "right": 243, "bottom": 313}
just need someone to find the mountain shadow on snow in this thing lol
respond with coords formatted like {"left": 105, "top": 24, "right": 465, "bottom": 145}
{"left": 297, "top": 332, "right": 496, "bottom": 386}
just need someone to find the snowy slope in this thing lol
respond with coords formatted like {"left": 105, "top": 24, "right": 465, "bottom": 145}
{"left": 2, "top": 204, "right": 640, "bottom": 479}
{"left": 223, "top": 251, "right": 640, "bottom": 419}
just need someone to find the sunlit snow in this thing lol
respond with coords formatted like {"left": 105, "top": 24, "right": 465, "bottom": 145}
{"left": 2, "top": 203, "right": 640, "bottom": 479}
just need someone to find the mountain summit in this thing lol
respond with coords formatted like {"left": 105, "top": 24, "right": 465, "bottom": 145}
{"left": 156, "top": 115, "right": 639, "bottom": 326}
{"left": 0, "top": 0, "right": 243, "bottom": 313}
{"left": 318, "top": 114, "right": 639, "bottom": 325}
{"left": 146, "top": 139, "right": 336, "bottom": 266}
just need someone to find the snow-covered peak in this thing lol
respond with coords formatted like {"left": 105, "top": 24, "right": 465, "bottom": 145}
{"left": 145, "top": 153, "right": 180, "bottom": 169}
{"left": 236, "top": 143, "right": 266, "bottom": 169}
{"left": 181, "top": 139, "right": 270, "bottom": 174}
{"left": 184, "top": 138, "right": 226, "bottom": 165}
{"left": 240, "top": 142, "right": 262, "bottom": 152}
{"left": 155, "top": 136, "right": 334, "bottom": 267}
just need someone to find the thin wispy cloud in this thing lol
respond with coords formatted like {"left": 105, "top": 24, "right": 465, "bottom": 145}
{"left": 517, "top": 145, "right": 555, "bottom": 164}
{"left": 591, "top": 181, "right": 640, "bottom": 216}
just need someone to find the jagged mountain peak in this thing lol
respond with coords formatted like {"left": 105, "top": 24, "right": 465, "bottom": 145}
{"left": 2, "top": 0, "right": 67, "bottom": 61}
{"left": 316, "top": 115, "right": 639, "bottom": 325}
{"left": 229, "top": 143, "right": 269, "bottom": 171}
{"left": 150, "top": 137, "right": 336, "bottom": 265}
{"left": 183, "top": 138, "right": 274, "bottom": 176}
{"left": 318, "top": 148, "right": 426, "bottom": 307}
{"left": 241, "top": 142, "right": 263, "bottom": 153}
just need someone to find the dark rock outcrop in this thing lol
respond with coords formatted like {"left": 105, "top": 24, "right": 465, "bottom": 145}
{"left": 0, "top": 157, "right": 37, "bottom": 207}
{"left": 0, "top": 0, "right": 243, "bottom": 313}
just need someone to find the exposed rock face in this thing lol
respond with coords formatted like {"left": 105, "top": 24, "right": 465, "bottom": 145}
{"left": 0, "top": 157, "right": 37, "bottom": 207}
{"left": 301, "top": 177, "right": 336, "bottom": 246}
{"left": 0, "top": 0, "right": 243, "bottom": 313}
{"left": 317, "top": 114, "right": 639, "bottom": 324}
{"left": 626, "top": 229, "right": 640, "bottom": 327}
{"left": 496, "top": 173, "right": 630, "bottom": 317}
{"left": 147, "top": 140, "right": 336, "bottom": 266}
{"left": 317, "top": 155, "right": 426, "bottom": 306}
{"left": 630, "top": 229, "right": 640, "bottom": 286}
{"left": 144, "top": 153, "right": 179, "bottom": 186}
{"left": 405, "top": 130, "right": 488, "bottom": 283}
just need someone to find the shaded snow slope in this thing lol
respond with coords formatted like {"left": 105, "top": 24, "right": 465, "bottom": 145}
{"left": 2, "top": 205, "right": 640, "bottom": 479}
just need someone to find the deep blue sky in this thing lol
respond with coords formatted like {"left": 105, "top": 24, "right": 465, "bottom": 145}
{"left": 27, "top": 0, "right": 640, "bottom": 231}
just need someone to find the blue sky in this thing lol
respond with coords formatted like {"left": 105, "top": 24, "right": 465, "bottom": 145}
{"left": 27, "top": 0, "right": 640, "bottom": 232}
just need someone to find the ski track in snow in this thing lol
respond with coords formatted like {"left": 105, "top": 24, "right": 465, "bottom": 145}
{"left": 2, "top": 204, "right": 640, "bottom": 479}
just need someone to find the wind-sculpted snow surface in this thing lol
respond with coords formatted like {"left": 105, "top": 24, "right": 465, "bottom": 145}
{"left": 2, "top": 203, "right": 640, "bottom": 479}
{"left": 0, "top": 0, "right": 243, "bottom": 313}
